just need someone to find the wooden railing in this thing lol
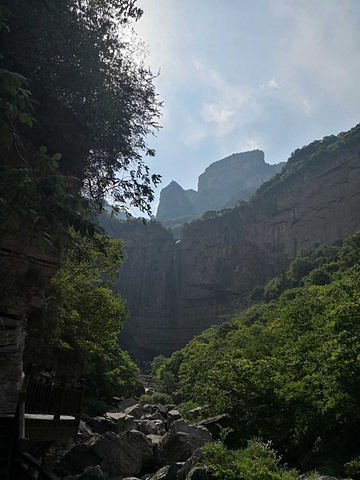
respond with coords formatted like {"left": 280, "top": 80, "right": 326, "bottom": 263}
{"left": 11, "top": 366, "right": 86, "bottom": 479}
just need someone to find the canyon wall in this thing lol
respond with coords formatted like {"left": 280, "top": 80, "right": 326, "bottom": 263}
{"left": 0, "top": 229, "right": 58, "bottom": 415}
{"left": 111, "top": 129, "right": 360, "bottom": 360}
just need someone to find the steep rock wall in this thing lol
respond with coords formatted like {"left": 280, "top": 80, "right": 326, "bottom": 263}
{"left": 115, "top": 138, "right": 360, "bottom": 360}
{"left": 0, "top": 229, "right": 58, "bottom": 415}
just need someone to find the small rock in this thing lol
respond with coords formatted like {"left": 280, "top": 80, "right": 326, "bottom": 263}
{"left": 186, "top": 466, "right": 212, "bottom": 480}
{"left": 148, "top": 463, "right": 184, "bottom": 480}
{"left": 146, "top": 434, "right": 163, "bottom": 446}
{"left": 143, "top": 403, "right": 157, "bottom": 414}
{"left": 156, "top": 403, "right": 168, "bottom": 416}
{"left": 125, "top": 403, "right": 144, "bottom": 419}
{"left": 139, "top": 419, "right": 166, "bottom": 436}
{"left": 166, "top": 410, "right": 181, "bottom": 428}
{"left": 78, "top": 420, "right": 94, "bottom": 440}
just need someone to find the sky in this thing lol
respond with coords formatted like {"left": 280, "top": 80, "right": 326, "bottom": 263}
{"left": 132, "top": 0, "right": 360, "bottom": 214}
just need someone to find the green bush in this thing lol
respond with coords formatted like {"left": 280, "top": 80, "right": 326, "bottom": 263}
{"left": 202, "top": 439, "right": 299, "bottom": 480}
{"left": 140, "top": 392, "right": 173, "bottom": 405}
{"left": 344, "top": 458, "right": 360, "bottom": 480}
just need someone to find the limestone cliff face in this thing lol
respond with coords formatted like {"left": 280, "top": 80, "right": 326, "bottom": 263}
{"left": 156, "top": 181, "right": 198, "bottom": 224}
{"left": 156, "top": 150, "right": 284, "bottom": 229}
{"left": 113, "top": 129, "right": 360, "bottom": 360}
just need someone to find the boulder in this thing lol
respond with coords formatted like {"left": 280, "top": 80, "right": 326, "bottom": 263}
{"left": 125, "top": 403, "right": 144, "bottom": 419}
{"left": 64, "top": 465, "right": 106, "bottom": 480}
{"left": 78, "top": 420, "right": 94, "bottom": 440}
{"left": 148, "top": 412, "right": 166, "bottom": 421}
{"left": 156, "top": 403, "right": 168, "bottom": 416}
{"left": 120, "top": 429, "right": 154, "bottom": 469}
{"left": 92, "top": 431, "right": 142, "bottom": 477}
{"left": 148, "top": 463, "right": 184, "bottom": 480}
{"left": 139, "top": 419, "right": 166, "bottom": 436}
{"left": 89, "top": 416, "right": 117, "bottom": 435}
{"left": 196, "top": 414, "right": 232, "bottom": 439}
{"left": 57, "top": 437, "right": 102, "bottom": 476}
{"left": 177, "top": 449, "right": 202, "bottom": 480}
{"left": 143, "top": 403, "right": 157, "bottom": 414}
{"left": 166, "top": 409, "right": 181, "bottom": 428}
{"left": 117, "top": 397, "right": 138, "bottom": 411}
{"left": 105, "top": 411, "right": 138, "bottom": 433}
{"left": 146, "top": 434, "right": 164, "bottom": 446}
{"left": 156, "top": 420, "right": 211, "bottom": 465}
{"left": 186, "top": 466, "right": 212, "bottom": 480}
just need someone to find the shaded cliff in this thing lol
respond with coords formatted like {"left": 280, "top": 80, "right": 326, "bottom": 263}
{"left": 110, "top": 125, "right": 360, "bottom": 360}
{"left": 156, "top": 150, "right": 285, "bottom": 232}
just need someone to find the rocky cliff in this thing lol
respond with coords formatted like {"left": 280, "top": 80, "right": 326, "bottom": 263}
{"left": 156, "top": 150, "right": 284, "bottom": 232}
{"left": 0, "top": 229, "right": 58, "bottom": 414}
{"left": 111, "top": 126, "right": 360, "bottom": 360}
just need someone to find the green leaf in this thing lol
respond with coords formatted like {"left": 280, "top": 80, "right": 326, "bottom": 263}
{"left": 52, "top": 152, "right": 62, "bottom": 161}
{"left": 39, "top": 145, "right": 47, "bottom": 154}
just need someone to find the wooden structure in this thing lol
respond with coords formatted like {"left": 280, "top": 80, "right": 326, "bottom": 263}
{"left": 6, "top": 367, "right": 86, "bottom": 479}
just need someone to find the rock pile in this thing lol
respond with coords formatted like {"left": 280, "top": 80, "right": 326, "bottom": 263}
{"left": 57, "top": 399, "right": 212, "bottom": 480}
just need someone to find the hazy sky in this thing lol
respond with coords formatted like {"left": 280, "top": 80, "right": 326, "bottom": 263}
{"left": 133, "top": 0, "right": 360, "bottom": 212}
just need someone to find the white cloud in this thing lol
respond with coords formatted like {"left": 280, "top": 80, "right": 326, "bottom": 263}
{"left": 260, "top": 78, "right": 281, "bottom": 90}
{"left": 269, "top": 0, "right": 360, "bottom": 115}
{"left": 239, "top": 138, "right": 262, "bottom": 152}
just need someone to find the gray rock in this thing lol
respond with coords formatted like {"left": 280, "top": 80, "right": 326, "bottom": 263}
{"left": 92, "top": 431, "right": 142, "bottom": 477}
{"left": 177, "top": 449, "right": 202, "bottom": 480}
{"left": 58, "top": 438, "right": 102, "bottom": 476}
{"left": 166, "top": 410, "right": 181, "bottom": 428}
{"left": 120, "top": 429, "right": 154, "bottom": 469}
{"left": 156, "top": 420, "right": 211, "bottom": 465}
{"left": 117, "top": 397, "right": 138, "bottom": 411}
{"left": 148, "top": 412, "right": 166, "bottom": 421}
{"left": 156, "top": 403, "right": 168, "bottom": 416}
{"left": 66, "top": 465, "right": 105, "bottom": 480}
{"left": 90, "top": 416, "right": 117, "bottom": 435}
{"left": 186, "top": 466, "right": 212, "bottom": 480}
{"left": 148, "top": 463, "right": 184, "bottom": 480}
{"left": 78, "top": 420, "right": 94, "bottom": 440}
{"left": 143, "top": 403, "right": 157, "bottom": 414}
{"left": 139, "top": 419, "right": 166, "bottom": 436}
{"left": 125, "top": 403, "right": 144, "bottom": 419}
{"left": 146, "top": 434, "right": 164, "bottom": 446}
{"left": 105, "top": 411, "right": 138, "bottom": 434}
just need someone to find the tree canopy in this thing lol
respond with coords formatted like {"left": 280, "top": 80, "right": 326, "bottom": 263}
{"left": 0, "top": 0, "right": 162, "bottom": 240}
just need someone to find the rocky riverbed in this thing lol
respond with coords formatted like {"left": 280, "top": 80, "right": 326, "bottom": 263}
{"left": 54, "top": 397, "right": 353, "bottom": 480}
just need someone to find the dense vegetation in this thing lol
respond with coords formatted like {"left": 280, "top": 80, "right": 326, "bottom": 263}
{"left": 24, "top": 231, "right": 142, "bottom": 402}
{"left": 155, "top": 232, "right": 360, "bottom": 476}
{"left": 0, "top": 0, "right": 161, "bottom": 243}
{"left": 0, "top": 1, "right": 160, "bottom": 403}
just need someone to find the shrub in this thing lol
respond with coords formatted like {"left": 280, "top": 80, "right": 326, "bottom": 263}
{"left": 202, "top": 439, "right": 300, "bottom": 480}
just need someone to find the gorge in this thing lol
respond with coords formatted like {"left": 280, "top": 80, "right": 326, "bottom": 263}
{"left": 101, "top": 126, "right": 360, "bottom": 360}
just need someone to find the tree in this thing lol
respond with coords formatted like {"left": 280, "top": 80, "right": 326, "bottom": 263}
{"left": 24, "top": 231, "right": 141, "bottom": 400}
{"left": 0, "top": 0, "right": 162, "bottom": 226}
